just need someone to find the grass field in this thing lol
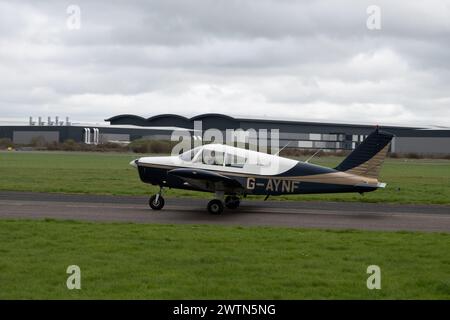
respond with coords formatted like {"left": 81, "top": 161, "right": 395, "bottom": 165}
{"left": 0, "top": 151, "right": 449, "bottom": 204}
{"left": 0, "top": 219, "right": 449, "bottom": 299}
{"left": 0, "top": 151, "right": 449, "bottom": 300}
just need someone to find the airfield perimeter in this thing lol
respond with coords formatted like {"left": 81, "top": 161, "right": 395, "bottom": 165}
{"left": 1, "top": 191, "right": 449, "bottom": 232}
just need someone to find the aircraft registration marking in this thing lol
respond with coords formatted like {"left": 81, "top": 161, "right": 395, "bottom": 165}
{"left": 246, "top": 178, "right": 300, "bottom": 193}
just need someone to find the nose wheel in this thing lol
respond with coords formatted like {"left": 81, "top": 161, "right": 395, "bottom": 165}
{"left": 149, "top": 189, "right": 165, "bottom": 210}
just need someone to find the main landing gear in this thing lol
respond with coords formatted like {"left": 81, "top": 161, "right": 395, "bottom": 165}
{"left": 207, "top": 199, "right": 224, "bottom": 215}
{"left": 207, "top": 194, "right": 240, "bottom": 215}
{"left": 149, "top": 187, "right": 165, "bottom": 210}
{"left": 224, "top": 195, "right": 240, "bottom": 209}
{"left": 149, "top": 188, "right": 241, "bottom": 214}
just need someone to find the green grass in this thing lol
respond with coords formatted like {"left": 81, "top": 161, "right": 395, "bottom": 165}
{"left": 0, "top": 151, "right": 449, "bottom": 204}
{"left": 0, "top": 219, "right": 449, "bottom": 299}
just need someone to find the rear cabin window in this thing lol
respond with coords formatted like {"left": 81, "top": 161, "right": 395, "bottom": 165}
{"left": 256, "top": 156, "right": 271, "bottom": 167}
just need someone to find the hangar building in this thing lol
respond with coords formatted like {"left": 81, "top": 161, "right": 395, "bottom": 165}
{"left": 1, "top": 114, "right": 449, "bottom": 155}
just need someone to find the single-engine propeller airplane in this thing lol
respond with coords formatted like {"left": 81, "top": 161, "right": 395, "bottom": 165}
{"left": 131, "top": 128, "right": 394, "bottom": 214}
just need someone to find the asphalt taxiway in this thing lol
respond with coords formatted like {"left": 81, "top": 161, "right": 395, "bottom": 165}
{"left": 0, "top": 191, "right": 449, "bottom": 232}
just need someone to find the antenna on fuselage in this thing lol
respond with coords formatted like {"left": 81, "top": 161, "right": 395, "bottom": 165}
{"left": 305, "top": 149, "right": 323, "bottom": 163}
{"left": 274, "top": 141, "right": 292, "bottom": 156}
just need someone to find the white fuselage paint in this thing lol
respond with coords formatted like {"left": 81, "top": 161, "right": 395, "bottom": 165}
{"left": 135, "top": 144, "right": 298, "bottom": 176}
{"left": 132, "top": 144, "right": 386, "bottom": 191}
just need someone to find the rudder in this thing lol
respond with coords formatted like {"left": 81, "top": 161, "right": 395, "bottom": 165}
{"left": 335, "top": 129, "right": 394, "bottom": 179}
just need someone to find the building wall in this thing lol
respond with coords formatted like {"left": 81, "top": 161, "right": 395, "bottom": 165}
{"left": 0, "top": 126, "right": 177, "bottom": 144}
{"left": 142, "top": 134, "right": 174, "bottom": 140}
{"left": 392, "top": 137, "right": 450, "bottom": 155}
{"left": 1, "top": 126, "right": 83, "bottom": 143}
{"left": 99, "top": 133, "right": 130, "bottom": 143}
{"left": 13, "top": 131, "right": 59, "bottom": 144}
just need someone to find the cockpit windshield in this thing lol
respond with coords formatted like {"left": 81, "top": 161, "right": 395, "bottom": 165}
{"left": 179, "top": 147, "right": 202, "bottom": 162}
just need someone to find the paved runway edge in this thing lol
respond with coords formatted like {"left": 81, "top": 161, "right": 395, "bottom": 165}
{"left": 0, "top": 191, "right": 449, "bottom": 232}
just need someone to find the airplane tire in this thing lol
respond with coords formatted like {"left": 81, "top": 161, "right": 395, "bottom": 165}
{"left": 149, "top": 194, "right": 165, "bottom": 210}
{"left": 225, "top": 196, "right": 240, "bottom": 209}
{"left": 207, "top": 199, "right": 224, "bottom": 215}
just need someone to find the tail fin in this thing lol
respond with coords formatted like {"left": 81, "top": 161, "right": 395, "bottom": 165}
{"left": 335, "top": 129, "right": 394, "bottom": 179}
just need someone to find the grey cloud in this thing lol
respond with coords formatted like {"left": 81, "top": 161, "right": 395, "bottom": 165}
{"left": 0, "top": 0, "right": 449, "bottom": 126}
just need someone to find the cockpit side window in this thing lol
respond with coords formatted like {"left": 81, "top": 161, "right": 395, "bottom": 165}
{"left": 200, "top": 149, "right": 224, "bottom": 166}
{"left": 224, "top": 152, "right": 247, "bottom": 168}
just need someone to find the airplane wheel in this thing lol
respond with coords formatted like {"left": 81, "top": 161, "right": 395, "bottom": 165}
{"left": 207, "top": 199, "right": 224, "bottom": 215}
{"left": 225, "top": 196, "right": 240, "bottom": 209}
{"left": 149, "top": 194, "right": 165, "bottom": 210}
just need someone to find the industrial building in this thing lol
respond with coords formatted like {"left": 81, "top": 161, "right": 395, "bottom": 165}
{"left": 1, "top": 114, "right": 449, "bottom": 155}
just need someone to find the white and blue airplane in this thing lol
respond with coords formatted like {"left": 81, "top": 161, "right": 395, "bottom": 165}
{"left": 131, "top": 129, "right": 393, "bottom": 214}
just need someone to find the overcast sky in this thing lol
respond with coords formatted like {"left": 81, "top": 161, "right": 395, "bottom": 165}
{"left": 1, "top": 0, "right": 450, "bottom": 126}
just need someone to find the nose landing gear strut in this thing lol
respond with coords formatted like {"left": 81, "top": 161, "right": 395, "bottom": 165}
{"left": 149, "top": 187, "right": 165, "bottom": 210}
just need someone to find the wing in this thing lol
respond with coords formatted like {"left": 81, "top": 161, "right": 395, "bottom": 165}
{"left": 168, "top": 168, "right": 244, "bottom": 193}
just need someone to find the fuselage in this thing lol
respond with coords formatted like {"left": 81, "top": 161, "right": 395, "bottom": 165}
{"left": 131, "top": 144, "right": 384, "bottom": 196}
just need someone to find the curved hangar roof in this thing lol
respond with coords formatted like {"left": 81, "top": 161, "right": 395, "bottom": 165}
{"left": 105, "top": 113, "right": 448, "bottom": 137}
{"left": 105, "top": 113, "right": 239, "bottom": 130}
